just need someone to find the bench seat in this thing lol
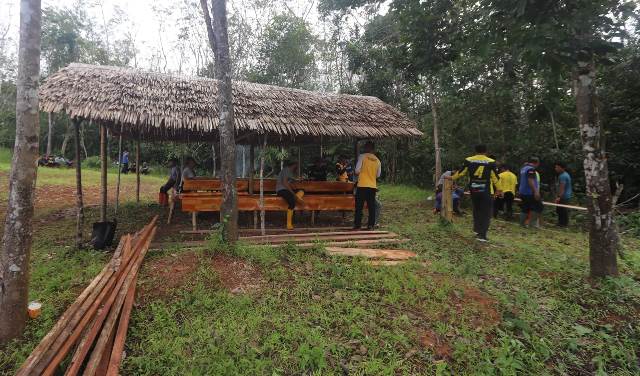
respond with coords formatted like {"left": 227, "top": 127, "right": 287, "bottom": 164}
{"left": 180, "top": 193, "right": 355, "bottom": 212}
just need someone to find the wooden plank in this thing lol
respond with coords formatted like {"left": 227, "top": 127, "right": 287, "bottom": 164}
{"left": 105, "top": 276, "right": 137, "bottom": 376}
{"left": 461, "top": 192, "right": 587, "bottom": 211}
{"left": 181, "top": 194, "right": 355, "bottom": 212}
{"left": 243, "top": 233, "right": 399, "bottom": 245}
{"left": 240, "top": 230, "right": 390, "bottom": 241}
{"left": 368, "top": 260, "right": 431, "bottom": 266}
{"left": 182, "top": 226, "right": 353, "bottom": 235}
{"left": 15, "top": 250, "right": 119, "bottom": 375}
{"left": 291, "top": 238, "right": 410, "bottom": 249}
{"left": 182, "top": 178, "right": 355, "bottom": 194}
{"left": 84, "top": 227, "right": 156, "bottom": 376}
{"left": 325, "top": 247, "right": 417, "bottom": 260}
{"left": 63, "top": 237, "right": 132, "bottom": 376}
{"left": 18, "top": 216, "right": 158, "bottom": 376}
{"left": 442, "top": 178, "right": 453, "bottom": 221}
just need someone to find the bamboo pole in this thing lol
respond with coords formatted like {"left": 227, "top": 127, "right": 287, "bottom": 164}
{"left": 136, "top": 134, "right": 141, "bottom": 203}
{"left": 100, "top": 124, "right": 108, "bottom": 222}
{"left": 73, "top": 119, "right": 84, "bottom": 249}
{"left": 114, "top": 125, "right": 123, "bottom": 215}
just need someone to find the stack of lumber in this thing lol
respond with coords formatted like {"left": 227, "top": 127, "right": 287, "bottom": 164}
{"left": 241, "top": 230, "right": 417, "bottom": 263}
{"left": 16, "top": 216, "right": 158, "bottom": 376}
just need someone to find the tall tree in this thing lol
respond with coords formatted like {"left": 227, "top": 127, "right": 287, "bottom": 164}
{"left": 0, "top": 0, "right": 41, "bottom": 346}
{"left": 200, "top": 0, "right": 238, "bottom": 241}
{"left": 479, "top": 0, "right": 636, "bottom": 277}
{"left": 249, "top": 13, "right": 317, "bottom": 89}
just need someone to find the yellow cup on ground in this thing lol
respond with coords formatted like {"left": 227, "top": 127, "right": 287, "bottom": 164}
{"left": 28, "top": 301, "right": 42, "bottom": 319}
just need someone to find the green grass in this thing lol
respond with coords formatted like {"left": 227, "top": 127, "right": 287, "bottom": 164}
{"left": 1, "top": 176, "right": 639, "bottom": 375}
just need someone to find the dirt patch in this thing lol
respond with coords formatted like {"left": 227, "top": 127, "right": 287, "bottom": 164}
{"left": 418, "top": 329, "right": 452, "bottom": 359}
{"left": 138, "top": 251, "right": 264, "bottom": 301}
{"left": 452, "top": 286, "right": 502, "bottom": 328}
{"left": 211, "top": 254, "right": 264, "bottom": 294}
{"left": 139, "top": 251, "right": 202, "bottom": 302}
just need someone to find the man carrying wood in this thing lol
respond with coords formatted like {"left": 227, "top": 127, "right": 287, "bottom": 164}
{"left": 447, "top": 145, "right": 500, "bottom": 242}
{"left": 277, "top": 160, "right": 305, "bottom": 230}
{"left": 354, "top": 142, "right": 381, "bottom": 230}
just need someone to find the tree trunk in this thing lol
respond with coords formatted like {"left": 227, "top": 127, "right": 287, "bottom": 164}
{"left": 46, "top": 112, "right": 53, "bottom": 156}
{"left": 100, "top": 124, "right": 108, "bottom": 222}
{"left": 201, "top": 0, "right": 238, "bottom": 241}
{"left": 74, "top": 119, "right": 84, "bottom": 249}
{"left": 135, "top": 135, "right": 141, "bottom": 203}
{"left": 0, "top": 0, "right": 41, "bottom": 346}
{"left": 574, "top": 60, "right": 618, "bottom": 278}
{"left": 430, "top": 93, "right": 442, "bottom": 189}
{"left": 60, "top": 118, "right": 72, "bottom": 158}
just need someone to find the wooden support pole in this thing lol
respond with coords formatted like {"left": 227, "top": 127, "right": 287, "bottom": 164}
{"left": 249, "top": 142, "right": 256, "bottom": 229}
{"left": 115, "top": 125, "right": 123, "bottom": 215}
{"left": 100, "top": 124, "right": 108, "bottom": 222}
{"left": 260, "top": 135, "right": 267, "bottom": 235}
{"left": 74, "top": 119, "right": 84, "bottom": 249}
{"left": 136, "top": 134, "right": 141, "bottom": 203}
{"left": 354, "top": 139, "right": 359, "bottom": 164}
{"left": 297, "top": 146, "right": 301, "bottom": 179}
{"left": 441, "top": 178, "right": 453, "bottom": 222}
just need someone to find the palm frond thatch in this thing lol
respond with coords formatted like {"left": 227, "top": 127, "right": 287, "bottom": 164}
{"left": 39, "top": 63, "right": 422, "bottom": 142}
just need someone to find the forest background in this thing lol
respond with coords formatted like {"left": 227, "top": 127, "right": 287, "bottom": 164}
{"left": 1, "top": 0, "right": 639, "bottom": 207}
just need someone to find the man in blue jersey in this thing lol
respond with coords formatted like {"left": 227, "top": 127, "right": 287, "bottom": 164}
{"left": 554, "top": 162, "right": 573, "bottom": 227}
{"left": 518, "top": 157, "right": 543, "bottom": 228}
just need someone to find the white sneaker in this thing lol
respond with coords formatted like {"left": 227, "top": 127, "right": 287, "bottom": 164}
{"left": 475, "top": 237, "right": 489, "bottom": 243}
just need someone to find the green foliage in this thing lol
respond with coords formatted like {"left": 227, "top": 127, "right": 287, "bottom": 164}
{"left": 248, "top": 14, "right": 317, "bottom": 89}
{"left": 81, "top": 155, "right": 101, "bottom": 169}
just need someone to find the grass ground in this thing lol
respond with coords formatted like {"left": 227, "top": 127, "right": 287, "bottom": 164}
{"left": 0, "top": 156, "right": 638, "bottom": 375}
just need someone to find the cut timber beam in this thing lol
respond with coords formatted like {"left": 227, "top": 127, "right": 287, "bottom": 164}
{"left": 242, "top": 233, "right": 399, "bottom": 245}
{"left": 291, "top": 238, "right": 409, "bottom": 249}
{"left": 325, "top": 247, "right": 417, "bottom": 260}
{"left": 240, "top": 230, "right": 390, "bottom": 241}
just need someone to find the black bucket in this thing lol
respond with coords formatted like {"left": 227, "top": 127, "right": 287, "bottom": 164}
{"left": 90, "top": 220, "right": 117, "bottom": 250}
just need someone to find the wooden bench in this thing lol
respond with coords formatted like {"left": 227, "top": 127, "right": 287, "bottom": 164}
{"left": 174, "top": 179, "right": 356, "bottom": 230}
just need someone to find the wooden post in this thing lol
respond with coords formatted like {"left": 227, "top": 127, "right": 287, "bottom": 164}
{"left": 136, "top": 134, "right": 141, "bottom": 203}
{"left": 297, "top": 146, "right": 301, "bottom": 179}
{"left": 115, "top": 125, "right": 123, "bottom": 215}
{"left": 354, "top": 139, "right": 359, "bottom": 164}
{"left": 100, "top": 124, "right": 108, "bottom": 222}
{"left": 441, "top": 178, "right": 453, "bottom": 222}
{"left": 249, "top": 142, "right": 256, "bottom": 229}
{"left": 74, "top": 119, "right": 84, "bottom": 249}
{"left": 260, "top": 135, "right": 267, "bottom": 235}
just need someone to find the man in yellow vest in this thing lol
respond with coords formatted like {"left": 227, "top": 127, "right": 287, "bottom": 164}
{"left": 494, "top": 164, "right": 517, "bottom": 220}
{"left": 354, "top": 142, "right": 381, "bottom": 230}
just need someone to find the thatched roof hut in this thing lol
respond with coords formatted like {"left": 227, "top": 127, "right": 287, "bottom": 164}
{"left": 39, "top": 64, "right": 422, "bottom": 143}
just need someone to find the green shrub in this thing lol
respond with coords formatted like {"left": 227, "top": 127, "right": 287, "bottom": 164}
{"left": 82, "top": 156, "right": 101, "bottom": 169}
{"left": 619, "top": 211, "right": 640, "bottom": 238}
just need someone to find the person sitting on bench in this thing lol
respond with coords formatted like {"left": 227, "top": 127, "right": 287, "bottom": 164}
{"left": 159, "top": 158, "right": 180, "bottom": 206}
{"left": 181, "top": 157, "right": 197, "bottom": 188}
{"left": 277, "top": 160, "right": 305, "bottom": 230}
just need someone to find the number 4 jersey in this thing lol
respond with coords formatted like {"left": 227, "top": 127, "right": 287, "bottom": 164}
{"left": 452, "top": 155, "right": 500, "bottom": 194}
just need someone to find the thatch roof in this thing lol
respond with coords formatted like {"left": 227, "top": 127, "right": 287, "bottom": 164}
{"left": 39, "top": 64, "right": 422, "bottom": 143}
